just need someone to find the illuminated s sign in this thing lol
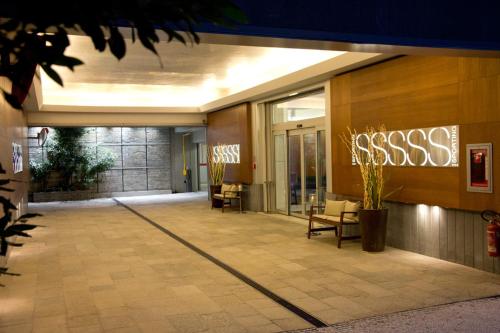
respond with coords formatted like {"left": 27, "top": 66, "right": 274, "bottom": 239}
{"left": 352, "top": 125, "right": 459, "bottom": 167}
{"left": 213, "top": 144, "right": 240, "bottom": 164}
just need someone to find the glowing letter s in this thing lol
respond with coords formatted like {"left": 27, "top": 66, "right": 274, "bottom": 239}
{"left": 388, "top": 131, "right": 407, "bottom": 166}
{"left": 407, "top": 129, "right": 428, "bottom": 166}
{"left": 355, "top": 133, "right": 371, "bottom": 164}
{"left": 371, "top": 132, "right": 388, "bottom": 165}
{"left": 428, "top": 127, "right": 451, "bottom": 167}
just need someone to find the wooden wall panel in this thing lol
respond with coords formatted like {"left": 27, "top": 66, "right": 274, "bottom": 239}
{"left": 458, "top": 76, "right": 500, "bottom": 124}
{"left": 332, "top": 55, "right": 500, "bottom": 212}
{"left": 349, "top": 56, "right": 459, "bottom": 104}
{"left": 351, "top": 84, "right": 458, "bottom": 130}
{"left": 207, "top": 103, "right": 253, "bottom": 184}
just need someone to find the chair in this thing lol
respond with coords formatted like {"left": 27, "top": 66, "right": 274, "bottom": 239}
{"left": 308, "top": 200, "right": 361, "bottom": 248}
{"left": 212, "top": 183, "right": 242, "bottom": 213}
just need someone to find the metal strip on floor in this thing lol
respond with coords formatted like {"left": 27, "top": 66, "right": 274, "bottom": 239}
{"left": 113, "top": 198, "right": 328, "bottom": 328}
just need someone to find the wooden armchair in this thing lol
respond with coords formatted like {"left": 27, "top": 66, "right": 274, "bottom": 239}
{"left": 308, "top": 200, "right": 361, "bottom": 248}
{"left": 212, "top": 183, "right": 242, "bottom": 213}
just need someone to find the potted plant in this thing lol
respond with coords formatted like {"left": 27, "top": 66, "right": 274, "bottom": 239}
{"left": 207, "top": 144, "right": 226, "bottom": 208}
{"left": 341, "top": 126, "right": 388, "bottom": 252}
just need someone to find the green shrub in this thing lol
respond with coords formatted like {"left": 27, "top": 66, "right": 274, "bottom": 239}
{"left": 33, "top": 127, "right": 116, "bottom": 191}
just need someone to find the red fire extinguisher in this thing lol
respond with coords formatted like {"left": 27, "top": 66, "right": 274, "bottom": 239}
{"left": 481, "top": 210, "right": 500, "bottom": 257}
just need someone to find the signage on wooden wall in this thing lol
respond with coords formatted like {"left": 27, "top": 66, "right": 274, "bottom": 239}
{"left": 352, "top": 125, "right": 459, "bottom": 167}
{"left": 212, "top": 144, "right": 240, "bottom": 164}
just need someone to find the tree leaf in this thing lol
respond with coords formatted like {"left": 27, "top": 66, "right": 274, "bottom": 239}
{"left": 108, "top": 26, "right": 126, "bottom": 60}
{"left": 0, "top": 198, "right": 17, "bottom": 211}
{"left": 41, "top": 65, "right": 63, "bottom": 86}
{"left": 0, "top": 240, "right": 7, "bottom": 256}
{"left": 18, "top": 213, "right": 42, "bottom": 219}
{"left": 53, "top": 56, "right": 84, "bottom": 71}
{"left": 6, "top": 242, "right": 23, "bottom": 247}
{"left": 3, "top": 229, "right": 31, "bottom": 238}
{"left": 7, "top": 224, "right": 38, "bottom": 232}
{"left": 136, "top": 25, "right": 159, "bottom": 56}
{"left": 80, "top": 23, "right": 106, "bottom": 52}
{"left": 2, "top": 90, "right": 22, "bottom": 110}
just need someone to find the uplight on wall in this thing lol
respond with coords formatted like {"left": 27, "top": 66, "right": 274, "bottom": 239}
{"left": 212, "top": 144, "right": 240, "bottom": 164}
{"left": 351, "top": 125, "right": 459, "bottom": 167}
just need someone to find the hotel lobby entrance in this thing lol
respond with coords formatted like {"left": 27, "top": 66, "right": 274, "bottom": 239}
{"left": 268, "top": 89, "right": 327, "bottom": 218}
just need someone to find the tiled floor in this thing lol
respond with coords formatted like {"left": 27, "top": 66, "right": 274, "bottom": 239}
{"left": 1, "top": 193, "right": 499, "bottom": 333}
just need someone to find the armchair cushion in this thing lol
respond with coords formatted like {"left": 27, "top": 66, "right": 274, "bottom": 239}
{"left": 324, "top": 200, "right": 346, "bottom": 216}
{"left": 217, "top": 183, "right": 240, "bottom": 198}
{"left": 220, "top": 183, "right": 232, "bottom": 194}
{"left": 344, "top": 201, "right": 361, "bottom": 218}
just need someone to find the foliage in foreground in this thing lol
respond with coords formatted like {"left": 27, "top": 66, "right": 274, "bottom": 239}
{"left": 0, "top": 163, "right": 40, "bottom": 261}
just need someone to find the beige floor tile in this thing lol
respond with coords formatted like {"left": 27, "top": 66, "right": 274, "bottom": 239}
{"left": 136, "top": 320, "right": 176, "bottom": 333}
{"left": 68, "top": 325, "right": 102, "bottom": 333}
{"left": 234, "top": 315, "right": 272, "bottom": 327}
{"left": 246, "top": 323, "right": 283, "bottom": 333}
{"left": 316, "top": 308, "right": 354, "bottom": 323}
{"left": 2, "top": 195, "right": 498, "bottom": 333}
{"left": 166, "top": 313, "right": 209, "bottom": 333}
{"left": 255, "top": 306, "right": 296, "bottom": 320}
{"left": 0, "top": 323, "right": 32, "bottom": 333}
{"left": 272, "top": 317, "right": 312, "bottom": 331}
{"left": 67, "top": 314, "right": 101, "bottom": 328}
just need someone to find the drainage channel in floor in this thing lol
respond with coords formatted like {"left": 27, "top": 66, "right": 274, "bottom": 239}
{"left": 113, "top": 198, "right": 328, "bottom": 328}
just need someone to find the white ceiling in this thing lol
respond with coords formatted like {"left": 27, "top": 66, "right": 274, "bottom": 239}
{"left": 41, "top": 35, "right": 344, "bottom": 108}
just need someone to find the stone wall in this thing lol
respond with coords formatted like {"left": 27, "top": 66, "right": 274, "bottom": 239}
{"left": 29, "top": 127, "right": 172, "bottom": 194}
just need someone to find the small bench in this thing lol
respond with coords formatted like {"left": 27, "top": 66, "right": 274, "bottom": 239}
{"left": 308, "top": 200, "right": 361, "bottom": 248}
{"left": 212, "top": 183, "right": 242, "bottom": 213}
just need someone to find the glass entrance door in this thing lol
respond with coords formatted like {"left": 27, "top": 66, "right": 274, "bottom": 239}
{"left": 288, "top": 129, "right": 318, "bottom": 216}
{"left": 272, "top": 128, "right": 326, "bottom": 217}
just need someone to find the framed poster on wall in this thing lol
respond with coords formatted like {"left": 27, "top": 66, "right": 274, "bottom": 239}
{"left": 12, "top": 143, "right": 23, "bottom": 174}
{"left": 466, "top": 143, "right": 493, "bottom": 193}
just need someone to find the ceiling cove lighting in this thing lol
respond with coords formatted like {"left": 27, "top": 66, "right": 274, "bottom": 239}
{"left": 40, "top": 36, "right": 344, "bottom": 108}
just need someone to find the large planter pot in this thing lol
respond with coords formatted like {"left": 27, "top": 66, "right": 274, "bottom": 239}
{"left": 359, "top": 208, "right": 388, "bottom": 252}
{"left": 210, "top": 185, "right": 222, "bottom": 208}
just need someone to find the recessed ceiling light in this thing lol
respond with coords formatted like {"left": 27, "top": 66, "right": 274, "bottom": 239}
{"left": 288, "top": 92, "right": 299, "bottom": 97}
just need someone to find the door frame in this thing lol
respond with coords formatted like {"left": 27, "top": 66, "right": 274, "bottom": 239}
{"left": 271, "top": 130, "right": 288, "bottom": 214}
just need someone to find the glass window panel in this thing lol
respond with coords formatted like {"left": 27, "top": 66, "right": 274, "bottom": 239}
{"left": 272, "top": 90, "right": 325, "bottom": 124}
